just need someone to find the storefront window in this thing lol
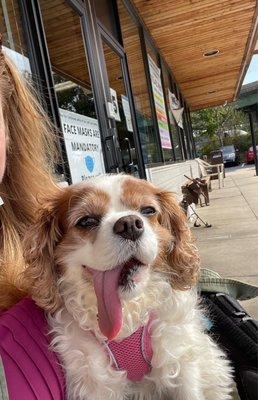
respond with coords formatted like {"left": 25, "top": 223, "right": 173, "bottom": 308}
{"left": 174, "top": 86, "right": 186, "bottom": 160}
{"left": 160, "top": 64, "right": 175, "bottom": 162}
{"left": 39, "top": 0, "right": 105, "bottom": 183}
{"left": 54, "top": 74, "right": 97, "bottom": 119}
{"left": 117, "top": 0, "right": 161, "bottom": 164}
{"left": 179, "top": 94, "right": 190, "bottom": 159}
{"left": 94, "top": 0, "right": 119, "bottom": 40}
{"left": 101, "top": 40, "right": 139, "bottom": 174}
{"left": 185, "top": 106, "right": 195, "bottom": 157}
{"left": 161, "top": 65, "right": 183, "bottom": 161}
{"left": 183, "top": 102, "right": 194, "bottom": 158}
{"left": 146, "top": 42, "right": 173, "bottom": 162}
{"left": 146, "top": 43, "right": 158, "bottom": 67}
{"left": 0, "top": 0, "right": 31, "bottom": 75}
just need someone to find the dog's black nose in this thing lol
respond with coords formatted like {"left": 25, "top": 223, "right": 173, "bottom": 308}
{"left": 113, "top": 215, "right": 144, "bottom": 241}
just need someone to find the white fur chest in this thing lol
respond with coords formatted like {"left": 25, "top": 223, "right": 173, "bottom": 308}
{"left": 48, "top": 279, "right": 232, "bottom": 400}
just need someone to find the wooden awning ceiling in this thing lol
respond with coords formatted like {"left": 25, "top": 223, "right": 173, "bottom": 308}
{"left": 40, "top": 0, "right": 150, "bottom": 115}
{"left": 40, "top": 1, "right": 92, "bottom": 89}
{"left": 40, "top": 0, "right": 126, "bottom": 99}
{"left": 2, "top": 0, "right": 256, "bottom": 112}
{"left": 131, "top": 0, "right": 257, "bottom": 110}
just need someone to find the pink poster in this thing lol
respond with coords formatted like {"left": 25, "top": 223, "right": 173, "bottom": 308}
{"left": 148, "top": 55, "right": 172, "bottom": 149}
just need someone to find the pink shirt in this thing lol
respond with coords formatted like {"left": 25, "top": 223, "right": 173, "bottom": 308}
{"left": 0, "top": 298, "right": 65, "bottom": 400}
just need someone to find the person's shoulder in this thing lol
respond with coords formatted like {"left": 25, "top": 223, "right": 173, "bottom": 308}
{"left": 0, "top": 298, "right": 65, "bottom": 400}
{"left": 0, "top": 297, "right": 46, "bottom": 331}
{"left": 0, "top": 297, "right": 48, "bottom": 349}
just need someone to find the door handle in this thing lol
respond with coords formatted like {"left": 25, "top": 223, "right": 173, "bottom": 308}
{"left": 124, "top": 137, "right": 132, "bottom": 164}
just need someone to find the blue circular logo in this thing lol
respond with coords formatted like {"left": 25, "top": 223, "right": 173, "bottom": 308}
{"left": 85, "top": 156, "right": 94, "bottom": 173}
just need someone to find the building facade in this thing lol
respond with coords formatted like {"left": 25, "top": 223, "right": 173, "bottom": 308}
{"left": 1, "top": 0, "right": 198, "bottom": 190}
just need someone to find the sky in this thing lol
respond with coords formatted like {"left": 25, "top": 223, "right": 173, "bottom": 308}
{"left": 243, "top": 54, "right": 258, "bottom": 85}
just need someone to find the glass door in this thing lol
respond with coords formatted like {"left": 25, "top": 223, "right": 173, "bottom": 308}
{"left": 38, "top": 0, "right": 107, "bottom": 183}
{"left": 100, "top": 37, "right": 142, "bottom": 177}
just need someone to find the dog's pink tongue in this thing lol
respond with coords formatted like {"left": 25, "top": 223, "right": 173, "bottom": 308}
{"left": 91, "top": 265, "right": 123, "bottom": 341}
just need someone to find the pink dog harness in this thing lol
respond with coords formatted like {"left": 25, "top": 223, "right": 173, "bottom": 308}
{"left": 104, "top": 316, "right": 153, "bottom": 382}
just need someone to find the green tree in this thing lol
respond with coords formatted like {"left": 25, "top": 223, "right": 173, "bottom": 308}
{"left": 191, "top": 105, "right": 249, "bottom": 154}
{"left": 53, "top": 73, "right": 96, "bottom": 119}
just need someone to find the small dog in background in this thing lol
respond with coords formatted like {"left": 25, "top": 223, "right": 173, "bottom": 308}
{"left": 24, "top": 174, "right": 232, "bottom": 400}
{"left": 181, "top": 176, "right": 210, "bottom": 208}
{"left": 181, "top": 177, "right": 212, "bottom": 228}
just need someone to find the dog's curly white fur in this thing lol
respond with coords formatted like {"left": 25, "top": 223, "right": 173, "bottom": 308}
{"left": 24, "top": 174, "right": 233, "bottom": 400}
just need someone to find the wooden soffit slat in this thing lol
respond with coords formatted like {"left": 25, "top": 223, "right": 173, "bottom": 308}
{"left": 131, "top": 0, "right": 257, "bottom": 110}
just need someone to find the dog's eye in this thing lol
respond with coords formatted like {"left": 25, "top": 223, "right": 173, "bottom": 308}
{"left": 76, "top": 216, "right": 100, "bottom": 228}
{"left": 140, "top": 206, "right": 156, "bottom": 216}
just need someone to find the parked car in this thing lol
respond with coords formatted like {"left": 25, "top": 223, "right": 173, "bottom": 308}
{"left": 221, "top": 145, "right": 240, "bottom": 166}
{"left": 246, "top": 145, "right": 258, "bottom": 164}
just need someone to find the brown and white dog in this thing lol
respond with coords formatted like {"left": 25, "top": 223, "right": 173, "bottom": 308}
{"left": 24, "top": 174, "right": 232, "bottom": 400}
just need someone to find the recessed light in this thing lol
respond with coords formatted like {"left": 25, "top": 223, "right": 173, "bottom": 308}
{"left": 207, "top": 90, "right": 217, "bottom": 94}
{"left": 203, "top": 49, "right": 220, "bottom": 57}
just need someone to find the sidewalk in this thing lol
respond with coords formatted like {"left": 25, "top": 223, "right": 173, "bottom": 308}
{"left": 193, "top": 165, "right": 258, "bottom": 319}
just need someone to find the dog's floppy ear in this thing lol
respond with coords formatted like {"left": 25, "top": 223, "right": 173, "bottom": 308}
{"left": 157, "top": 190, "right": 200, "bottom": 290}
{"left": 23, "top": 190, "right": 66, "bottom": 313}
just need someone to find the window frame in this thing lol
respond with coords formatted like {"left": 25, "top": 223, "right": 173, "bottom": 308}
{"left": 143, "top": 36, "right": 175, "bottom": 163}
{"left": 117, "top": 0, "right": 194, "bottom": 164}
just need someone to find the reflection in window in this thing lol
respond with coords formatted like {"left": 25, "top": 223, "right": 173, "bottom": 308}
{"left": 0, "top": 0, "right": 31, "bottom": 75}
{"left": 102, "top": 41, "right": 139, "bottom": 173}
{"left": 179, "top": 93, "right": 189, "bottom": 159}
{"left": 161, "top": 65, "right": 183, "bottom": 161}
{"left": 146, "top": 43, "right": 173, "bottom": 162}
{"left": 94, "top": 0, "right": 119, "bottom": 40}
{"left": 39, "top": 0, "right": 104, "bottom": 183}
{"left": 39, "top": 0, "right": 98, "bottom": 119}
{"left": 182, "top": 102, "right": 193, "bottom": 159}
{"left": 117, "top": 0, "right": 161, "bottom": 164}
{"left": 54, "top": 75, "right": 97, "bottom": 119}
{"left": 146, "top": 42, "right": 158, "bottom": 66}
{"left": 161, "top": 69, "right": 174, "bottom": 162}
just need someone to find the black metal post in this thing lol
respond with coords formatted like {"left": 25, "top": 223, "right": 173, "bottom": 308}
{"left": 182, "top": 100, "right": 192, "bottom": 159}
{"left": 188, "top": 109, "right": 197, "bottom": 158}
{"left": 19, "top": 0, "right": 72, "bottom": 183}
{"left": 248, "top": 112, "right": 258, "bottom": 176}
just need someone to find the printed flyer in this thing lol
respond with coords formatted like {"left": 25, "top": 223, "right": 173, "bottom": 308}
{"left": 59, "top": 108, "right": 105, "bottom": 183}
{"left": 148, "top": 55, "right": 172, "bottom": 149}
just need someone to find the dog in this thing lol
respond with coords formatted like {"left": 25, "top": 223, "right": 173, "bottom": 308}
{"left": 181, "top": 178, "right": 212, "bottom": 228}
{"left": 24, "top": 174, "right": 232, "bottom": 400}
{"left": 181, "top": 178, "right": 210, "bottom": 208}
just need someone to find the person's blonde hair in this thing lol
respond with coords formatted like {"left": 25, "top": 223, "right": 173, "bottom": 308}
{"left": 0, "top": 50, "right": 61, "bottom": 309}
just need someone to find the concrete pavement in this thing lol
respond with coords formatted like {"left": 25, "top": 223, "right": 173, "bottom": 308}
{"left": 192, "top": 165, "right": 258, "bottom": 319}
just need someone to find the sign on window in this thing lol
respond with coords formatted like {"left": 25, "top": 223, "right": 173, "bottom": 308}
{"left": 59, "top": 109, "right": 105, "bottom": 183}
{"left": 147, "top": 55, "right": 172, "bottom": 149}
